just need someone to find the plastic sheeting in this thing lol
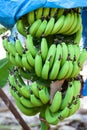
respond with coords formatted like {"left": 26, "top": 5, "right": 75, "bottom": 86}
{"left": 82, "top": 8, "right": 87, "bottom": 50}
{"left": 81, "top": 8, "right": 87, "bottom": 96}
{"left": 0, "top": 0, "right": 87, "bottom": 28}
{"left": 82, "top": 79, "right": 87, "bottom": 96}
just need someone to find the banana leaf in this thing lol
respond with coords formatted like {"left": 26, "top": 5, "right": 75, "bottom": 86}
{"left": 0, "top": 24, "right": 7, "bottom": 35}
{"left": 0, "top": 58, "right": 12, "bottom": 87}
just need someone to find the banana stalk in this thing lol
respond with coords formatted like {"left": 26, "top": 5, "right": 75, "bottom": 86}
{"left": 40, "top": 106, "right": 50, "bottom": 130}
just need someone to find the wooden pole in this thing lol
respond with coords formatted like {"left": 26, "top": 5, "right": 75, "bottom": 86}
{"left": 0, "top": 88, "right": 31, "bottom": 130}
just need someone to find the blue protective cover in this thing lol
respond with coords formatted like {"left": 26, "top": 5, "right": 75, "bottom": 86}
{"left": 82, "top": 79, "right": 87, "bottom": 96}
{"left": 82, "top": 8, "right": 87, "bottom": 50}
{"left": 0, "top": 0, "right": 87, "bottom": 28}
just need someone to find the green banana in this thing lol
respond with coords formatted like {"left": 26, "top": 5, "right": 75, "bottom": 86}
{"left": 9, "top": 53, "right": 17, "bottom": 66}
{"left": 8, "top": 75, "right": 19, "bottom": 91}
{"left": 62, "top": 12, "right": 74, "bottom": 33}
{"left": 15, "top": 53, "right": 22, "bottom": 67}
{"left": 57, "top": 60, "right": 70, "bottom": 80}
{"left": 2, "top": 37, "right": 9, "bottom": 51}
{"left": 60, "top": 82, "right": 74, "bottom": 110}
{"left": 49, "top": 58, "right": 61, "bottom": 80}
{"left": 60, "top": 42, "right": 68, "bottom": 66}
{"left": 74, "top": 25, "right": 82, "bottom": 45}
{"left": 30, "top": 94, "right": 43, "bottom": 107}
{"left": 70, "top": 61, "right": 80, "bottom": 78}
{"left": 15, "top": 99, "right": 40, "bottom": 116}
{"left": 26, "top": 50, "right": 35, "bottom": 67}
{"left": 35, "top": 51, "right": 43, "bottom": 77}
{"left": 29, "top": 19, "right": 42, "bottom": 36}
{"left": 68, "top": 98, "right": 80, "bottom": 116}
{"left": 46, "top": 44, "right": 56, "bottom": 70}
{"left": 16, "top": 19, "right": 26, "bottom": 37}
{"left": 27, "top": 11, "right": 35, "bottom": 25}
{"left": 9, "top": 74, "right": 30, "bottom": 98}
{"left": 73, "top": 80, "right": 81, "bottom": 97}
{"left": 49, "top": 44, "right": 62, "bottom": 80}
{"left": 15, "top": 74, "right": 30, "bottom": 94}
{"left": 31, "top": 82, "right": 39, "bottom": 98}
{"left": 44, "top": 17, "right": 55, "bottom": 36}
{"left": 15, "top": 39, "right": 23, "bottom": 56}
{"left": 7, "top": 42, "right": 16, "bottom": 56}
{"left": 22, "top": 54, "right": 33, "bottom": 71}
{"left": 19, "top": 96, "right": 35, "bottom": 108}
{"left": 55, "top": 44, "right": 62, "bottom": 60}
{"left": 17, "top": 85, "right": 30, "bottom": 98}
{"left": 6, "top": 52, "right": 10, "bottom": 61}
{"left": 65, "top": 60, "right": 73, "bottom": 79}
{"left": 50, "top": 8, "right": 58, "bottom": 17}
{"left": 65, "top": 12, "right": 77, "bottom": 35}
{"left": 49, "top": 91, "right": 62, "bottom": 113}
{"left": 62, "top": 11, "right": 75, "bottom": 34}
{"left": 45, "top": 106, "right": 59, "bottom": 125}
{"left": 35, "top": 19, "right": 47, "bottom": 37}
{"left": 26, "top": 34, "right": 37, "bottom": 57}
{"left": 51, "top": 15, "right": 65, "bottom": 34}
{"left": 16, "top": 73, "right": 25, "bottom": 86}
{"left": 57, "top": 13, "right": 71, "bottom": 34}
{"left": 41, "top": 44, "right": 56, "bottom": 79}
{"left": 10, "top": 87, "right": 20, "bottom": 101}
{"left": 68, "top": 44, "right": 75, "bottom": 61}
{"left": 41, "top": 60, "right": 50, "bottom": 80}
{"left": 78, "top": 48, "right": 87, "bottom": 66}
{"left": 39, "top": 87, "right": 50, "bottom": 104}
{"left": 41, "top": 38, "right": 48, "bottom": 61}
{"left": 57, "top": 8, "right": 64, "bottom": 18}
{"left": 10, "top": 86, "right": 16, "bottom": 98}
{"left": 11, "top": 82, "right": 20, "bottom": 94}
{"left": 69, "top": 13, "right": 82, "bottom": 35}
{"left": 43, "top": 8, "right": 50, "bottom": 18}
{"left": 57, "top": 106, "right": 70, "bottom": 120}
{"left": 16, "top": 71, "right": 26, "bottom": 85}
{"left": 73, "top": 45, "right": 80, "bottom": 61}
{"left": 35, "top": 8, "right": 43, "bottom": 19}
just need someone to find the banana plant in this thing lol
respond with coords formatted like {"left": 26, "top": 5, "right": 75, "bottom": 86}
{"left": 0, "top": 58, "right": 13, "bottom": 87}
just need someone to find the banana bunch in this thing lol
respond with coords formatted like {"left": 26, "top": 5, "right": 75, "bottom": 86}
{"left": 8, "top": 73, "right": 50, "bottom": 116}
{"left": 45, "top": 96, "right": 80, "bottom": 125}
{"left": 9, "top": 72, "right": 81, "bottom": 124}
{"left": 34, "top": 41, "right": 87, "bottom": 80}
{"left": 16, "top": 8, "right": 64, "bottom": 36}
{"left": 2, "top": 35, "right": 38, "bottom": 72}
{"left": 16, "top": 8, "right": 82, "bottom": 45}
{"left": 3, "top": 36, "right": 87, "bottom": 81}
{"left": 2, "top": 7, "right": 86, "bottom": 127}
{"left": 45, "top": 79, "right": 81, "bottom": 125}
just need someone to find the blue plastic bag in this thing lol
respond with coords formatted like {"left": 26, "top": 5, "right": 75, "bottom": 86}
{"left": 82, "top": 79, "right": 87, "bottom": 96}
{"left": 0, "top": 0, "right": 87, "bottom": 28}
{"left": 82, "top": 8, "right": 87, "bottom": 50}
{"left": 0, "top": 0, "right": 46, "bottom": 28}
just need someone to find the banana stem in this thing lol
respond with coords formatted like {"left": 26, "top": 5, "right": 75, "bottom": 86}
{"left": 39, "top": 107, "right": 50, "bottom": 130}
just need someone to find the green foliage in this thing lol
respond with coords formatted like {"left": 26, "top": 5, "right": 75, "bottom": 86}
{"left": 0, "top": 28, "right": 7, "bottom": 35}
{"left": 0, "top": 24, "right": 7, "bottom": 35}
{"left": 0, "top": 58, "right": 12, "bottom": 87}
